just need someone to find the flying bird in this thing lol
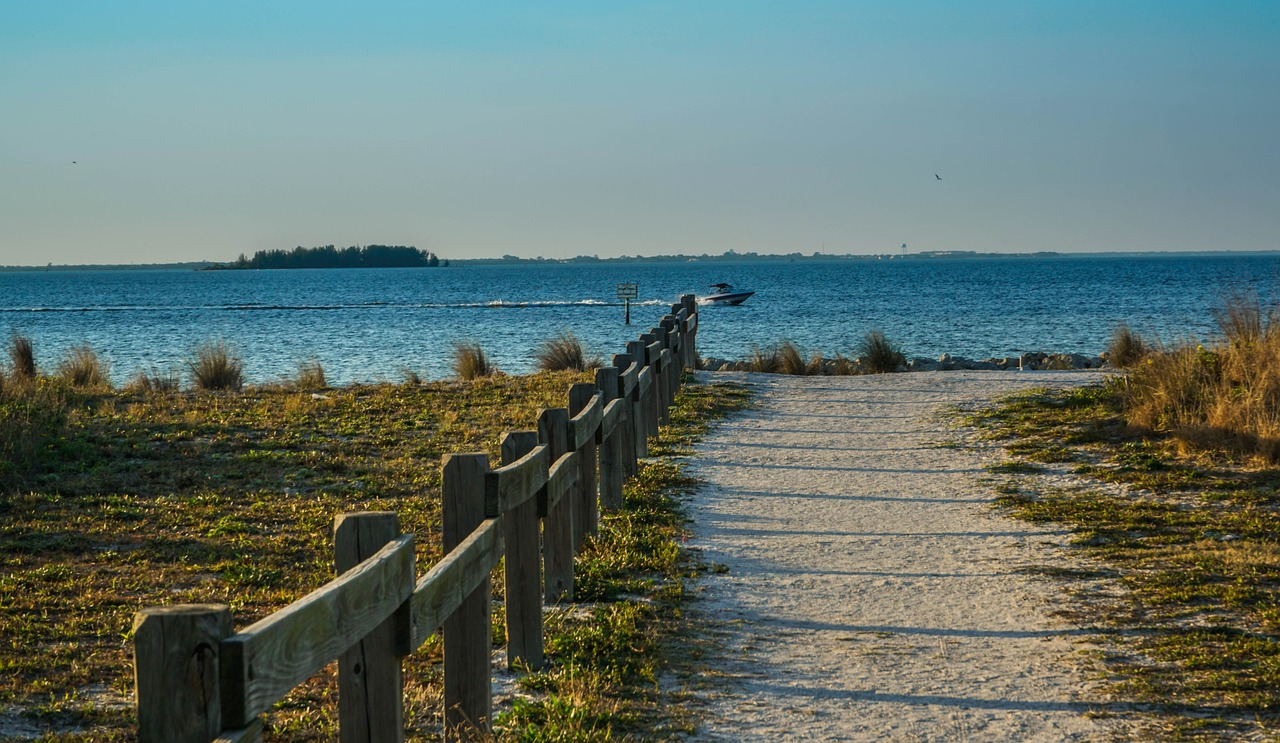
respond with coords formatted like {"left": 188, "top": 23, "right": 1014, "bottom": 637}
{"left": 935, "top": 173, "right": 941, "bottom": 180}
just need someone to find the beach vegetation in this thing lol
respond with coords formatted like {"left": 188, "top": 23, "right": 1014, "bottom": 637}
{"left": 776, "top": 340, "right": 807, "bottom": 375}
{"left": 187, "top": 339, "right": 244, "bottom": 391}
{"left": 453, "top": 339, "right": 497, "bottom": 380}
{"left": 124, "top": 366, "right": 181, "bottom": 394}
{"left": 1107, "top": 323, "right": 1150, "bottom": 368}
{"left": 54, "top": 344, "right": 111, "bottom": 390}
{"left": 0, "top": 366, "right": 751, "bottom": 740}
{"left": 535, "top": 331, "right": 603, "bottom": 372}
{"left": 9, "top": 333, "right": 36, "bottom": 380}
{"left": 857, "top": 330, "right": 905, "bottom": 374}
{"left": 399, "top": 366, "right": 424, "bottom": 385}
{"left": 293, "top": 359, "right": 327, "bottom": 391}
{"left": 0, "top": 376, "right": 68, "bottom": 487}
{"left": 1124, "top": 291, "right": 1280, "bottom": 463}
{"left": 747, "top": 344, "right": 780, "bottom": 374}
{"left": 968, "top": 368, "right": 1280, "bottom": 738}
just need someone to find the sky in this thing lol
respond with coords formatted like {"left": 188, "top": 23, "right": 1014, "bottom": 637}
{"left": 1, "top": 1, "right": 1277, "bottom": 265}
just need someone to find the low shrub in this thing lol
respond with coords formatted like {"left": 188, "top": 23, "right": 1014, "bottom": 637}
{"left": 187, "top": 340, "right": 243, "bottom": 391}
{"left": 857, "top": 330, "right": 905, "bottom": 374}
{"left": 535, "top": 331, "right": 602, "bottom": 372}
{"left": 453, "top": 340, "right": 496, "bottom": 380}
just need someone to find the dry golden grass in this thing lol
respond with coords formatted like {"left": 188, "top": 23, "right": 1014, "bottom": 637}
{"left": 776, "top": 341, "right": 807, "bottom": 375}
{"left": 534, "top": 331, "right": 602, "bottom": 372}
{"left": 857, "top": 330, "right": 905, "bottom": 374}
{"left": 453, "top": 340, "right": 497, "bottom": 380}
{"left": 54, "top": 344, "right": 111, "bottom": 390}
{"left": 1124, "top": 293, "right": 1280, "bottom": 462}
{"left": 1107, "top": 323, "right": 1150, "bottom": 368}
{"left": 188, "top": 339, "right": 244, "bottom": 391}
{"left": 9, "top": 333, "right": 36, "bottom": 379}
{"left": 294, "top": 359, "right": 327, "bottom": 391}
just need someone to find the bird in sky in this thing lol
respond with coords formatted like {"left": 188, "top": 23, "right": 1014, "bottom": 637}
{"left": 935, "top": 173, "right": 941, "bottom": 180}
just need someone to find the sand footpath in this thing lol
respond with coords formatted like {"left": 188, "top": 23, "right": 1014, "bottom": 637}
{"left": 682, "top": 370, "right": 1112, "bottom": 742}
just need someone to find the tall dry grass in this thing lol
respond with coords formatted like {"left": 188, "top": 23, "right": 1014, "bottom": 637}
{"left": 857, "top": 330, "right": 905, "bottom": 374}
{"left": 1107, "top": 323, "right": 1150, "bottom": 368}
{"left": 534, "top": 331, "right": 602, "bottom": 372}
{"left": 294, "top": 359, "right": 327, "bottom": 391}
{"left": 55, "top": 344, "right": 111, "bottom": 390}
{"left": 188, "top": 340, "right": 244, "bottom": 391}
{"left": 453, "top": 340, "right": 497, "bottom": 380}
{"left": 9, "top": 334, "right": 36, "bottom": 380}
{"left": 1124, "top": 293, "right": 1280, "bottom": 461}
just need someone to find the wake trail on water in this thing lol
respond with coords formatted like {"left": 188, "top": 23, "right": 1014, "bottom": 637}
{"left": 0, "top": 298, "right": 673, "bottom": 313}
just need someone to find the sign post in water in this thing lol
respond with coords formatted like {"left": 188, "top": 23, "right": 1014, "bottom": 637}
{"left": 616, "top": 282, "right": 638, "bottom": 325}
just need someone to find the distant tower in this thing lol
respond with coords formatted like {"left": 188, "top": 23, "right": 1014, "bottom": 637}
{"left": 900, "top": 243, "right": 908, "bottom": 254}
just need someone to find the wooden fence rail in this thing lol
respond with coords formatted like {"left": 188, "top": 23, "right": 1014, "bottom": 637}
{"left": 132, "top": 295, "right": 701, "bottom": 743}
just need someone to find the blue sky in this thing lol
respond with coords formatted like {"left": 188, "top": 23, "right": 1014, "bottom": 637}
{"left": 1, "top": 1, "right": 1277, "bottom": 264}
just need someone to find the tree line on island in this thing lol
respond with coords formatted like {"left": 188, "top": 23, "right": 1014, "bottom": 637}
{"left": 209, "top": 245, "right": 445, "bottom": 270}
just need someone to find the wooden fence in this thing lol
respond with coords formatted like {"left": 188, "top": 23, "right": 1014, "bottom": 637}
{"left": 131, "top": 295, "right": 701, "bottom": 743}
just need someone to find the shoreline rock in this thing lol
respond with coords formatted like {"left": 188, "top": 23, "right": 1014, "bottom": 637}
{"left": 700, "top": 351, "right": 1110, "bottom": 374}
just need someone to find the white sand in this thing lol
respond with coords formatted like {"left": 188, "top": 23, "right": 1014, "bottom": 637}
{"left": 683, "top": 370, "right": 1112, "bottom": 742}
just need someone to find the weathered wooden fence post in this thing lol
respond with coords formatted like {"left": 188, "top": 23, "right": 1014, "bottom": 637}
{"left": 334, "top": 512, "right": 408, "bottom": 743}
{"left": 441, "top": 454, "right": 493, "bottom": 741}
{"left": 538, "top": 408, "right": 574, "bottom": 602}
{"left": 613, "top": 354, "right": 642, "bottom": 467}
{"left": 595, "top": 366, "right": 625, "bottom": 512}
{"left": 568, "top": 384, "right": 601, "bottom": 547}
{"left": 643, "top": 336, "right": 665, "bottom": 432}
{"left": 133, "top": 604, "right": 235, "bottom": 743}
{"left": 499, "top": 430, "right": 544, "bottom": 670}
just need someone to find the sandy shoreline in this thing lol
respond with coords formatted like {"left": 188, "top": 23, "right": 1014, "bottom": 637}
{"left": 681, "top": 370, "right": 1113, "bottom": 741}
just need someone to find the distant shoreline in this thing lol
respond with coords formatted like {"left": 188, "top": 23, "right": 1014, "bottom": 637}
{"left": 3, "top": 249, "right": 1279, "bottom": 272}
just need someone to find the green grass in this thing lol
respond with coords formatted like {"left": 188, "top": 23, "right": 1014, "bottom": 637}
{"left": 0, "top": 370, "right": 753, "bottom": 741}
{"left": 969, "top": 380, "right": 1280, "bottom": 740}
{"left": 494, "top": 377, "right": 753, "bottom": 740}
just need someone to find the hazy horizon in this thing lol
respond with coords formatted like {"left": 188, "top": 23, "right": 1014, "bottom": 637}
{"left": 3, "top": 2, "right": 1277, "bottom": 265}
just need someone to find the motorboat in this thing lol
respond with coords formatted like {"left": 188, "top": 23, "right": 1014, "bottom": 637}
{"left": 702, "top": 283, "right": 754, "bottom": 306}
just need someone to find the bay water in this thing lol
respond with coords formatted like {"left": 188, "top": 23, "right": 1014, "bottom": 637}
{"left": 2, "top": 254, "right": 1277, "bottom": 386}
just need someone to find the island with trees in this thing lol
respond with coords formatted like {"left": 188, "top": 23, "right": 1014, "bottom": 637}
{"left": 208, "top": 245, "right": 444, "bottom": 270}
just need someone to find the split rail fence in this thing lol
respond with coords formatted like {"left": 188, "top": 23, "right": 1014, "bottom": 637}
{"left": 131, "top": 295, "right": 701, "bottom": 743}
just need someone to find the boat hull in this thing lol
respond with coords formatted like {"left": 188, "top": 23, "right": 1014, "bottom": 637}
{"left": 701, "top": 291, "right": 754, "bottom": 306}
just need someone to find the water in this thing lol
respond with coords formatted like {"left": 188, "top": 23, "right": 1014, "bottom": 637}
{"left": 2, "top": 254, "right": 1278, "bottom": 386}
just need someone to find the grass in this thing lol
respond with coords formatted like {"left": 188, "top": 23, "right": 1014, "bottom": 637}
{"left": 1107, "top": 323, "right": 1150, "bottom": 368}
{"left": 1123, "top": 292, "right": 1280, "bottom": 463}
{"left": 0, "top": 376, "right": 69, "bottom": 486}
{"left": 967, "top": 378, "right": 1280, "bottom": 739}
{"left": 497, "top": 379, "right": 753, "bottom": 739}
{"left": 293, "top": 359, "right": 327, "bottom": 391}
{"left": 55, "top": 344, "right": 111, "bottom": 390}
{"left": 0, "top": 369, "right": 752, "bottom": 741}
{"left": 187, "top": 339, "right": 244, "bottom": 391}
{"left": 857, "top": 329, "right": 905, "bottom": 374}
{"left": 453, "top": 340, "right": 497, "bottom": 380}
{"left": 534, "top": 331, "right": 603, "bottom": 372}
{"left": 9, "top": 333, "right": 36, "bottom": 380}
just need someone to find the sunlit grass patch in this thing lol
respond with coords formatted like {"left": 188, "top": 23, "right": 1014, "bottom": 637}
{"left": 972, "top": 379, "right": 1280, "bottom": 739}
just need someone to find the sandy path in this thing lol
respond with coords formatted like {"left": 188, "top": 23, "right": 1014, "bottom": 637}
{"left": 683, "top": 371, "right": 1110, "bottom": 742}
